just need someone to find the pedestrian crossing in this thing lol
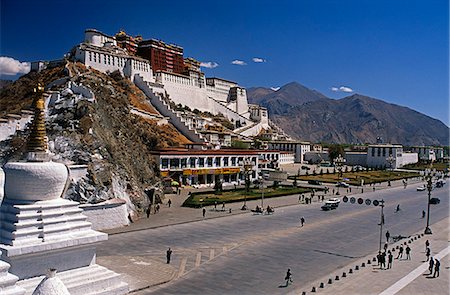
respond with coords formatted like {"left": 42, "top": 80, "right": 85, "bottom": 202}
{"left": 173, "top": 242, "right": 240, "bottom": 279}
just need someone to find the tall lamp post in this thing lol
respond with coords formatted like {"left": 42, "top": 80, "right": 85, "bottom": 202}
{"left": 334, "top": 154, "right": 346, "bottom": 195}
{"left": 424, "top": 169, "right": 435, "bottom": 234}
{"left": 240, "top": 159, "right": 253, "bottom": 210}
{"left": 377, "top": 199, "right": 385, "bottom": 252}
{"left": 386, "top": 154, "right": 395, "bottom": 186}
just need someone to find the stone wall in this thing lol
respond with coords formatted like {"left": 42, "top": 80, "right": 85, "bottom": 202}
{"left": 80, "top": 199, "right": 129, "bottom": 231}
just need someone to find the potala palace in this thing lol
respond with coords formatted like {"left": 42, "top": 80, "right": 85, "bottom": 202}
{"left": 59, "top": 29, "right": 289, "bottom": 144}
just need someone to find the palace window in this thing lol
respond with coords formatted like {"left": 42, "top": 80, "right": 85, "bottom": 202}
{"left": 190, "top": 157, "right": 196, "bottom": 168}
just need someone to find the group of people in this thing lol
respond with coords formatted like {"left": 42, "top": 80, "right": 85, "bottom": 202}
{"left": 425, "top": 240, "right": 440, "bottom": 278}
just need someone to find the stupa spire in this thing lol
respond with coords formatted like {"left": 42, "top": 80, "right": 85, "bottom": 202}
{"left": 26, "top": 83, "right": 49, "bottom": 161}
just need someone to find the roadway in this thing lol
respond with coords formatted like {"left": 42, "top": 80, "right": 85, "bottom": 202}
{"left": 97, "top": 184, "right": 449, "bottom": 294}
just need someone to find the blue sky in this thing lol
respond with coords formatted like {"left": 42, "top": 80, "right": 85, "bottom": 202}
{"left": 1, "top": 0, "right": 448, "bottom": 125}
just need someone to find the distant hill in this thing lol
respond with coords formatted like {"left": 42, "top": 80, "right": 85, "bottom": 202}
{"left": 247, "top": 82, "right": 327, "bottom": 114}
{"left": 247, "top": 82, "right": 449, "bottom": 146}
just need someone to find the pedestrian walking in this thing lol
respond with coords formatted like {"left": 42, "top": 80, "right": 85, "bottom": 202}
{"left": 433, "top": 259, "right": 440, "bottom": 277}
{"left": 156, "top": 204, "right": 160, "bottom": 213}
{"left": 426, "top": 247, "right": 431, "bottom": 262}
{"left": 428, "top": 257, "right": 434, "bottom": 275}
{"left": 298, "top": 195, "right": 301, "bottom": 203}
{"left": 422, "top": 210, "right": 426, "bottom": 218}
{"left": 380, "top": 252, "right": 386, "bottom": 269}
{"left": 300, "top": 217, "right": 305, "bottom": 227}
{"left": 202, "top": 207, "right": 206, "bottom": 218}
{"left": 385, "top": 230, "right": 390, "bottom": 243}
{"left": 168, "top": 199, "right": 172, "bottom": 207}
{"left": 387, "top": 251, "right": 393, "bottom": 269}
{"left": 166, "top": 248, "right": 172, "bottom": 264}
{"left": 146, "top": 205, "right": 151, "bottom": 218}
{"left": 397, "top": 246, "right": 404, "bottom": 259}
{"left": 222, "top": 202, "right": 225, "bottom": 211}
{"left": 285, "top": 269, "right": 293, "bottom": 286}
{"left": 425, "top": 240, "right": 430, "bottom": 251}
{"left": 214, "top": 201, "right": 217, "bottom": 210}
{"left": 377, "top": 252, "right": 382, "bottom": 267}
{"left": 405, "top": 246, "right": 411, "bottom": 260}
{"left": 384, "top": 242, "right": 388, "bottom": 252}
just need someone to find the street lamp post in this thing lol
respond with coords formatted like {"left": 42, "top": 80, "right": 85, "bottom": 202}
{"left": 378, "top": 199, "right": 385, "bottom": 253}
{"left": 240, "top": 159, "right": 253, "bottom": 210}
{"left": 334, "top": 154, "right": 346, "bottom": 195}
{"left": 424, "top": 171, "right": 434, "bottom": 234}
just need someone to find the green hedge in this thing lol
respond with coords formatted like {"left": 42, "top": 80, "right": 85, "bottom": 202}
{"left": 182, "top": 186, "right": 314, "bottom": 208}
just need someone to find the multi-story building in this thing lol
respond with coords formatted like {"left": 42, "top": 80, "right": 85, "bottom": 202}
{"left": 73, "top": 29, "right": 153, "bottom": 83}
{"left": 137, "top": 39, "right": 184, "bottom": 74}
{"left": 153, "top": 148, "right": 260, "bottom": 186}
{"left": 367, "top": 144, "right": 418, "bottom": 168}
{"left": 268, "top": 141, "right": 311, "bottom": 163}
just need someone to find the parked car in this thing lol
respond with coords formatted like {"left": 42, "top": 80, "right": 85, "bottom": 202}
{"left": 429, "top": 197, "right": 440, "bottom": 204}
{"left": 321, "top": 198, "right": 340, "bottom": 211}
{"left": 416, "top": 185, "right": 426, "bottom": 191}
{"left": 336, "top": 182, "right": 349, "bottom": 188}
{"left": 301, "top": 165, "right": 311, "bottom": 170}
{"left": 308, "top": 180, "right": 322, "bottom": 185}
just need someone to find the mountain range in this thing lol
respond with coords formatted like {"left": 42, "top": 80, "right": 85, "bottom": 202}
{"left": 247, "top": 82, "right": 449, "bottom": 146}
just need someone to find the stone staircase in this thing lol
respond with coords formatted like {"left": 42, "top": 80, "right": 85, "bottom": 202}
{"left": 134, "top": 75, "right": 206, "bottom": 143}
{"left": 0, "top": 198, "right": 95, "bottom": 247}
{"left": 0, "top": 257, "right": 25, "bottom": 295}
{"left": 16, "top": 265, "right": 129, "bottom": 295}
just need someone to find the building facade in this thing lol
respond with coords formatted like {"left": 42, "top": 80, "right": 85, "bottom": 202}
{"left": 367, "top": 144, "right": 418, "bottom": 168}
{"left": 137, "top": 39, "right": 184, "bottom": 74}
{"left": 268, "top": 141, "right": 311, "bottom": 163}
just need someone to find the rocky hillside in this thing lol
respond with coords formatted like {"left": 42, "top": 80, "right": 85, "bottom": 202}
{"left": 0, "top": 61, "right": 190, "bottom": 212}
{"left": 247, "top": 83, "right": 449, "bottom": 146}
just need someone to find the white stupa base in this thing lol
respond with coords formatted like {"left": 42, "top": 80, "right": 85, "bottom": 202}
{"left": 0, "top": 259, "right": 26, "bottom": 295}
{"left": 17, "top": 265, "right": 129, "bottom": 295}
{"left": 0, "top": 198, "right": 128, "bottom": 294}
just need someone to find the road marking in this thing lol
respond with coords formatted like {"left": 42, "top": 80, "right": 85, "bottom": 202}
{"left": 379, "top": 245, "right": 449, "bottom": 295}
{"left": 177, "top": 257, "right": 187, "bottom": 278}
{"left": 209, "top": 249, "right": 215, "bottom": 260}
{"left": 195, "top": 252, "right": 202, "bottom": 267}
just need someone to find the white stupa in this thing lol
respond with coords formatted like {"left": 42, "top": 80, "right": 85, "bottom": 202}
{"left": 0, "top": 85, "right": 128, "bottom": 294}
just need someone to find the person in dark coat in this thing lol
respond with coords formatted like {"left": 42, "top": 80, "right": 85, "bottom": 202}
{"left": 146, "top": 205, "right": 151, "bottom": 218}
{"left": 385, "top": 230, "right": 390, "bottom": 242}
{"left": 166, "top": 248, "right": 172, "bottom": 264}
{"left": 380, "top": 252, "right": 386, "bottom": 269}
{"left": 433, "top": 259, "right": 440, "bottom": 277}
{"left": 397, "top": 246, "right": 404, "bottom": 259}
{"left": 168, "top": 199, "right": 172, "bottom": 207}
{"left": 285, "top": 268, "right": 293, "bottom": 285}
{"left": 428, "top": 257, "right": 434, "bottom": 275}
{"left": 405, "top": 246, "right": 411, "bottom": 260}
{"left": 426, "top": 247, "right": 431, "bottom": 262}
{"left": 202, "top": 207, "right": 206, "bottom": 218}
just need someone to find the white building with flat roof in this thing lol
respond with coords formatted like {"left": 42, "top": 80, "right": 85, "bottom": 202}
{"left": 268, "top": 141, "right": 311, "bottom": 163}
{"left": 367, "top": 144, "right": 418, "bottom": 168}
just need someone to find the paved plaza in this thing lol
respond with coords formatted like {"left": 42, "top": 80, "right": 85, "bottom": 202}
{"left": 96, "top": 178, "right": 449, "bottom": 294}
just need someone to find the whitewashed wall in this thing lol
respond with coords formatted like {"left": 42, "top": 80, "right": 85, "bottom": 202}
{"left": 80, "top": 199, "right": 129, "bottom": 231}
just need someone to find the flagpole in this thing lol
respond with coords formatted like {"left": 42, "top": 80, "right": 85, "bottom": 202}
{"left": 378, "top": 199, "right": 385, "bottom": 253}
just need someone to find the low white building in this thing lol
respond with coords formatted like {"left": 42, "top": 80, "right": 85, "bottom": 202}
{"left": 367, "top": 144, "right": 418, "bottom": 168}
{"left": 410, "top": 146, "right": 444, "bottom": 162}
{"left": 268, "top": 141, "right": 311, "bottom": 163}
